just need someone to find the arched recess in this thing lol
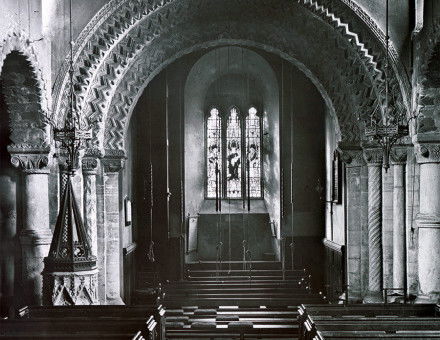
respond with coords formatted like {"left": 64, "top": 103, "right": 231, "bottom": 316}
{"left": 184, "top": 46, "right": 281, "bottom": 241}
{"left": 0, "top": 47, "right": 47, "bottom": 315}
{"left": 415, "top": 18, "right": 440, "bottom": 135}
{"left": 51, "top": 0, "right": 410, "bottom": 156}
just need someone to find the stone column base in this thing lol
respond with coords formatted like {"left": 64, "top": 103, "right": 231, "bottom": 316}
{"left": 105, "top": 297, "right": 125, "bottom": 305}
{"left": 43, "top": 270, "right": 99, "bottom": 305}
{"left": 346, "top": 290, "right": 363, "bottom": 303}
{"left": 363, "top": 291, "right": 383, "bottom": 303}
{"left": 20, "top": 229, "right": 53, "bottom": 305}
{"left": 415, "top": 294, "right": 440, "bottom": 304}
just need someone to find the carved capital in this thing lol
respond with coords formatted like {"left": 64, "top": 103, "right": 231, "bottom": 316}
{"left": 415, "top": 143, "right": 440, "bottom": 164}
{"left": 84, "top": 148, "right": 104, "bottom": 158}
{"left": 101, "top": 157, "right": 125, "bottom": 173}
{"left": 10, "top": 152, "right": 51, "bottom": 174}
{"left": 339, "top": 148, "right": 364, "bottom": 167}
{"left": 390, "top": 146, "right": 408, "bottom": 165}
{"left": 82, "top": 157, "right": 99, "bottom": 175}
{"left": 363, "top": 148, "right": 383, "bottom": 166}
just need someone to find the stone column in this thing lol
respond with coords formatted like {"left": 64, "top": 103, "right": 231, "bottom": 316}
{"left": 102, "top": 157, "right": 124, "bottom": 305}
{"left": 415, "top": 142, "right": 440, "bottom": 302}
{"left": 0, "top": 168, "right": 17, "bottom": 316}
{"left": 82, "top": 158, "right": 99, "bottom": 256}
{"left": 391, "top": 147, "right": 407, "bottom": 292}
{"left": 363, "top": 148, "right": 383, "bottom": 303}
{"left": 340, "top": 148, "right": 364, "bottom": 301}
{"left": 10, "top": 152, "right": 52, "bottom": 306}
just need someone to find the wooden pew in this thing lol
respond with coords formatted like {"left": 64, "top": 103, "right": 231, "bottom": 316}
{"left": 0, "top": 318, "right": 153, "bottom": 339}
{"left": 316, "top": 330, "right": 440, "bottom": 339}
{"left": 165, "top": 305, "right": 299, "bottom": 339}
{"left": 21, "top": 305, "right": 165, "bottom": 340}
{"left": 1, "top": 305, "right": 164, "bottom": 340}
{"left": 298, "top": 304, "right": 440, "bottom": 340}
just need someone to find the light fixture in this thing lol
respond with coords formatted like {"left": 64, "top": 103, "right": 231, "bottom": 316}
{"left": 364, "top": 0, "right": 408, "bottom": 171}
{"left": 45, "top": 0, "right": 95, "bottom": 274}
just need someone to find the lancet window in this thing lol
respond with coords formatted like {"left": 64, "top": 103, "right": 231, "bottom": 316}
{"left": 206, "top": 106, "right": 262, "bottom": 199}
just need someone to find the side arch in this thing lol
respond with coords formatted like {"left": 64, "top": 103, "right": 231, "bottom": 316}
{"left": 0, "top": 31, "right": 50, "bottom": 149}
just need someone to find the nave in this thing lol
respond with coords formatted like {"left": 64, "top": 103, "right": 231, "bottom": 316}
{"left": 4, "top": 263, "right": 440, "bottom": 339}
{"left": 2, "top": 0, "right": 440, "bottom": 339}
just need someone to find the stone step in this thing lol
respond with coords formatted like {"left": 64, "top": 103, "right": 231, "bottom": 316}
{"left": 186, "top": 261, "right": 285, "bottom": 270}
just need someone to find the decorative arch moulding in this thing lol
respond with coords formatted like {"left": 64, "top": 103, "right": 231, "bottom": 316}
{"left": 0, "top": 30, "right": 51, "bottom": 119}
{"left": 52, "top": 0, "right": 410, "bottom": 155}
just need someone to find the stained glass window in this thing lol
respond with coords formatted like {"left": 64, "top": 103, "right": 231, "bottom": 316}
{"left": 245, "top": 107, "right": 261, "bottom": 197}
{"left": 205, "top": 106, "right": 262, "bottom": 199}
{"left": 206, "top": 108, "right": 222, "bottom": 198}
{"left": 226, "top": 107, "right": 242, "bottom": 198}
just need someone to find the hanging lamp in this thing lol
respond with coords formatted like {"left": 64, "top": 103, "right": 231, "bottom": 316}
{"left": 364, "top": 0, "right": 408, "bottom": 171}
{"left": 43, "top": 0, "right": 97, "bottom": 306}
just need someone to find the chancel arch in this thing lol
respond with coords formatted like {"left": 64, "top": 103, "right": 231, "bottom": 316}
{"left": 54, "top": 0, "right": 410, "bottom": 304}
{"left": 9, "top": 0, "right": 440, "bottom": 326}
{"left": 50, "top": 0, "right": 411, "bottom": 156}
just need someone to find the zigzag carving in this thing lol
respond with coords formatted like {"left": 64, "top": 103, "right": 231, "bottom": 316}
{"left": 298, "top": 0, "right": 407, "bottom": 122}
{"left": 102, "top": 8, "right": 379, "bottom": 151}
{"left": 51, "top": 0, "right": 410, "bottom": 154}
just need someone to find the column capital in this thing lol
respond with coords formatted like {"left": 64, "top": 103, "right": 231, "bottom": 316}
{"left": 102, "top": 156, "right": 125, "bottom": 173}
{"left": 390, "top": 146, "right": 408, "bottom": 165}
{"left": 415, "top": 143, "right": 440, "bottom": 164}
{"left": 82, "top": 157, "right": 99, "bottom": 175}
{"left": 363, "top": 148, "right": 383, "bottom": 166}
{"left": 10, "top": 150, "right": 51, "bottom": 174}
{"left": 339, "top": 148, "right": 364, "bottom": 167}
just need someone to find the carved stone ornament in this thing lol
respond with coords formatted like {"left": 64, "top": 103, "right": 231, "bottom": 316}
{"left": 339, "top": 148, "right": 364, "bottom": 167}
{"left": 43, "top": 270, "right": 98, "bottom": 306}
{"left": 10, "top": 152, "right": 51, "bottom": 174}
{"left": 415, "top": 143, "right": 440, "bottom": 164}
{"left": 363, "top": 148, "right": 383, "bottom": 166}
{"left": 51, "top": 0, "right": 409, "bottom": 154}
{"left": 390, "top": 146, "right": 408, "bottom": 165}
{"left": 101, "top": 156, "right": 125, "bottom": 173}
{"left": 82, "top": 157, "right": 99, "bottom": 174}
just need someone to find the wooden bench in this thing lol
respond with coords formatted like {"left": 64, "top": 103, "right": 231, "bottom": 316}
{"left": 0, "top": 305, "right": 164, "bottom": 340}
{"left": 0, "top": 318, "right": 155, "bottom": 339}
{"left": 298, "top": 304, "right": 440, "bottom": 340}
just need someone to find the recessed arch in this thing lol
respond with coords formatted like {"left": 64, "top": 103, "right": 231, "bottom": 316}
{"left": 416, "top": 18, "right": 440, "bottom": 134}
{"left": 51, "top": 0, "right": 411, "bottom": 156}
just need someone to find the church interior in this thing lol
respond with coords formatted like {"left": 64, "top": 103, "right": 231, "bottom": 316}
{"left": 1, "top": 0, "right": 440, "bottom": 339}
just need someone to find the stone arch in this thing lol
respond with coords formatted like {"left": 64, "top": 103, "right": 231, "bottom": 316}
{"left": 416, "top": 18, "right": 440, "bottom": 134}
{"left": 0, "top": 31, "right": 50, "bottom": 149}
{"left": 105, "top": 39, "right": 343, "bottom": 156}
{"left": 52, "top": 0, "right": 411, "bottom": 155}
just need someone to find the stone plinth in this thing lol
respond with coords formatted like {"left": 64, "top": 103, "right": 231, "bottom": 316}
{"left": 43, "top": 270, "right": 99, "bottom": 305}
